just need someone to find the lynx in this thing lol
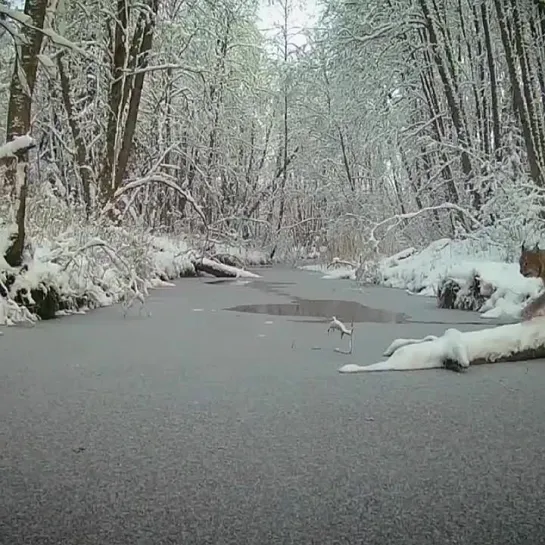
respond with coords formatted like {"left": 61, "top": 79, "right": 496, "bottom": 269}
{"left": 520, "top": 243, "right": 545, "bottom": 281}
{"left": 519, "top": 243, "right": 545, "bottom": 320}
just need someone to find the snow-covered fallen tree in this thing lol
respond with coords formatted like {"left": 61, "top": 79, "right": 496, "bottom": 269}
{"left": 338, "top": 318, "right": 545, "bottom": 373}
{"left": 192, "top": 256, "right": 260, "bottom": 278}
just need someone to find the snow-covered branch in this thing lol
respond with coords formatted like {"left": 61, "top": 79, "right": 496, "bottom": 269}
{"left": 107, "top": 174, "right": 207, "bottom": 229}
{"left": 122, "top": 63, "right": 207, "bottom": 76}
{"left": 369, "top": 204, "right": 484, "bottom": 250}
{"left": 0, "top": 135, "right": 36, "bottom": 159}
{"left": 0, "top": 5, "right": 31, "bottom": 26}
{"left": 0, "top": 5, "right": 92, "bottom": 58}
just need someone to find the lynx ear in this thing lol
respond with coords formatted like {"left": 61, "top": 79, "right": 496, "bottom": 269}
{"left": 535, "top": 242, "right": 541, "bottom": 251}
{"left": 522, "top": 243, "right": 526, "bottom": 252}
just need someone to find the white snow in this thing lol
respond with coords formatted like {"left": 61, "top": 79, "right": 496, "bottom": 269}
{"left": 302, "top": 263, "right": 356, "bottom": 280}
{"left": 150, "top": 236, "right": 193, "bottom": 280}
{"left": 212, "top": 242, "right": 270, "bottom": 266}
{"left": 382, "top": 334, "right": 438, "bottom": 357}
{"left": 378, "top": 239, "right": 542, "bottom": 319}
{"left": 302, "top": 238, "right": 543, "bottom": 320}
{"left": 0, "top": 134, "right": 35, "bottom": 159}
{"left": 0, "top": 224, "right": 267, "bottom": 326}
{"left": 339, "top": 318, "right": 545, "bottom": 373}
{"left": 199, "top": 257, "right": 261, "bottom": 278}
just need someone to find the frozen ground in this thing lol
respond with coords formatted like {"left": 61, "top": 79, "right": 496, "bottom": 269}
{"left": 1, "top": 267, "right": 545, "bottom": 544}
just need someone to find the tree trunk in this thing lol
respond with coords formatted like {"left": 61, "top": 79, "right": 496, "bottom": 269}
{"left": 418, "top": 0, "right": 479, "bottom": 211}
{"left": 494, "top": 0, "right": 543, "bottom": 186}
{"left": 509, "top": 0, "right": 545, "bottom": 169}
{"left": 114, "top": 0, "right": 159, "bottom": 192}
{"left": 481, "top": 0, "right": 502, "bottom": 159}
{"left": 56, "top": 53, "right": 92, "bottom": 215}
{"left": 98, "top": 0, "right": 159, "bottom": 204}
{"left": 3, "top": 0, "right": 49, "bottom": 266}
{"left": 98, "top": 0, "right": 129, "bottom": 202}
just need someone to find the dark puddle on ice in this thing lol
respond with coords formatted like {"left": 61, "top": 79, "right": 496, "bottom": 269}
{"left": 224, "top": 298, "right": 408, "bottom": 324}
{"left": 204, "top": 279, "right": 254, "bottom": 286}
{"left": 205, "top": 279, "right": 293, "bottom": 288}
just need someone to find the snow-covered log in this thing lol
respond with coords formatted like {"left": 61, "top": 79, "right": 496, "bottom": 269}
{"left": 192, "top": 257, "right": 260, "bottom": 278}
{"left": 338, "top": 318, "right": 545, "bottom": 373}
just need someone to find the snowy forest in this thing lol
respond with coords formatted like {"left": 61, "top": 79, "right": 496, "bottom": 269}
{"left": 1, "top": 0, "right": 545, "bottom": 322}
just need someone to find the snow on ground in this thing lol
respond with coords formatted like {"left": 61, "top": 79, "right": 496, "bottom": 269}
{"left": 301, "top": 238, "right": 543, "bottom": 320}
{"left": 306, "top": 264, "right": 356, "bottom": 281}
{"left": 0, "top": 181, "right": 269, "bottom": 325}
{"left": 0, "top": 226, "right": 267, "bottom": 326}
{"left": 302, "top": 256, "right": 357, "bottom": 281}
{"left": 213, "top": 241, "right": 271, "bottom": 266}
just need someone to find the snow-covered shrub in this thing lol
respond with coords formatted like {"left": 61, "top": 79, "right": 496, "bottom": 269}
{"left": 149, "top": 236, "right": 194, "bottom": 280}
{"left": 301, "top": 237, "right": 543, "bottom": 321}
{"left": 377, "top": 238, "right": 543, "bottom": 318}
{"left": 212, "top": 240, "right": 270, "bottom": 266}
{"left": 0, "top": 180, "right": 267, "bottom": 325}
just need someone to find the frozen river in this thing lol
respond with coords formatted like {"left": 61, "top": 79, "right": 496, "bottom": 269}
{"left": 1, "top": 266, "right": 544, "bottom": 544}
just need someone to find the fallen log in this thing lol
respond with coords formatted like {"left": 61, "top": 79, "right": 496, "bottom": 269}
{"left": 192, "top": 257, "right": 260, "bottom": 279}
{"left": 467, "top": 345, "right": 545, "bottom": 366}
{"left": 338, "top": 317, "right": 545, "bottom": 373}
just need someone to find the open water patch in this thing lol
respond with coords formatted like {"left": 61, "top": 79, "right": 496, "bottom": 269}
{"left": 224, "top": 298, "right": 408, "bottom": 324}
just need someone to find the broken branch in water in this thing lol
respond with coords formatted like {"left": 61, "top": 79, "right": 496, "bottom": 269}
{"left": 327, "top": 316, "right": 354, "bottom": 354}
{"left": 327, "top": 316, "right": 353, "bottom": 338}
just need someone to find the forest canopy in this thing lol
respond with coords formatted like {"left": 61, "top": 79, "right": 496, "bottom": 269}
{"left": 0, "top": 0, "right": 544, "bottom": 266}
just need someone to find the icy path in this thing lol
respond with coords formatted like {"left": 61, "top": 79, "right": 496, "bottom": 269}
{"left": 1, "top": 267, "right": 545, "bottom": 545}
